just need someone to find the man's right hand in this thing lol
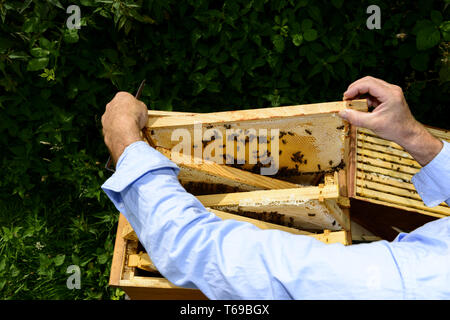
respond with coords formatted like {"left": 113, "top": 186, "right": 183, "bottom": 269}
{"left": 339, "top": 76, "right": 443, "bottom": 166}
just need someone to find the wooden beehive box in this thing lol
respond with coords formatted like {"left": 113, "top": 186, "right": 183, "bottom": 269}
{"left": 348, "top": 126, "right": 450, "bottom": 240}
{"left": 109, "top": 99, "right": 375, "bottom": 299}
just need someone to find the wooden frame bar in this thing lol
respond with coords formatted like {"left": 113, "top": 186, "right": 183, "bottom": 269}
{"left": 147, "top": 100, "right": 367, "bottom": 128}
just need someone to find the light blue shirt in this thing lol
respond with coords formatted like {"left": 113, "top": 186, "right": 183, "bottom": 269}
{"left": 102, "top": 140, "right": 450, "bottom": 299}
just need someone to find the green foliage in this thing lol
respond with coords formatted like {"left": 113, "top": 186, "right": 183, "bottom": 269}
{"left": 0, "top": 0, "right": 448, "bottom": 299}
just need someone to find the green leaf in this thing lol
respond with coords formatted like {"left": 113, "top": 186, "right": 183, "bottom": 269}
{"left": 307, "top": 6, "right": 322, "bottom": 24}
{"left": 39, "top": 37, "right": 53, "bottom": 50}
{"left": 292, "top": 34, "right": 303, "bottom": 46}
{"left": 80, "top": 0, "right": 96, "bottom": 6}
{"left": 412, "top": 20, "right": 434, "bottom": 35}
{"left": 304, "top": 29, "right": 318, "bottom": 42}
{"left": 296, "top": 0, "right": 308, "bottom": 8}
{"left": 441, "top": 21, "right": 450, "bottom": 41}
{"left": 272, "top": 35, "right": 285, "bottom": 53}
{"left": 97, "top": 253, "right": 108, "bottom": 264}
{"left": 22, "top": 17, "right": 39, "bottom": 33}
{"left": 331, "top": 0, "right": 344, "bottom": 8}
{"left": 416, "top": 26, "right": 440, "bottom": 50}
{"left": 64, "top": 29, "right": 79, "bottom": 44}
{"left": 430, "top": 10, "right": 443, "bottom": 25}
{"left": 27, "top": 57, "right": 49, "bottom": 71}
{"left": 30, "top": 48, "right": 50, "bottom": 58}
{"left": 8, "top": 52, "right": 29, "bottom": 60}
{"left": 48, "top": 0, "right": 64, "bottom": 9}
{"left": 410, "top": 53, "right": 429, "bottom": 71}
{"left": 54, "top": 254, "right": 65, "bottom": 266}
{"left": 0, "top": 257, "right": 6, "bottom": 272}
{"left": 301, "top": 19, "right": 313, "bottom": 31}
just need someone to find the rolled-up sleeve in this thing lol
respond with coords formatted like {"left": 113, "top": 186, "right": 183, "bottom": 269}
{"left": 411, "top": 141, "right": 450, "bottom": 207}
{"left": 102, "top": 141, "right": 411, "bottom": 299}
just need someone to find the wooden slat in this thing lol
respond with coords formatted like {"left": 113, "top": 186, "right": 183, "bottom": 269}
{"left": 359, "top": 126, "right": 450, "bottom": 142}
{"left": 357, "top": 163, "right": 413, "bottom": 181}
{"left": 148, "top": 100, "right": 367, "bottom": 128}
{"left": 358, "top": 133, "right": 404, "bottom": 151}
{"left": 197, "top": 185, "right": 339, "bottom": 208}
{"left": 347, "top": 126, "right": 357, "bottom": 197}
{"left": 122, "top": 220, "right": 139, "bottom": 241}
{"left": 357, "top": 140, "right": 414, "bottom": 160}
{"left": 356, "top": 187, "right": 450, "bottom": 216}
{"left": 426, "top": 126, "right": 450, "bottom": 141}
{"left": 356, "top": 173, "right": 448, "bottom": 208}
{"left": 157, "top": 147, "right": 299, "bottom": 191}
{"left": 110, "top": 214, "right": 128, "bottom": 287}
{"left": 148, "top": 110, "right": 197, "bottom": 117}
{"left": 310, "top": 230, "right": 349, "bottom": 245}
{"left": 128, "top": 252, "right": 158, "bottom": 273}
{"left": 211, "top": 208, "right": 351, "bottom": 244}
{"left": 356, "top": 179, "right": 422, "bottom": 201}
{"left": 323, "top": 199, "right": 351, "bottom": 231}
{"left": 356, "top": 171, "right": 417, "bottom": 191}
{"left": 357, "top": 148, "right": 420, "bottom": 168}
{"left": 353, "top": 195, "right": 446, "bottom": 219}
{"left": 206, "top": 208, "right": 313, "bottom": 235}
{"left": 358, "top": 154, "right": 420, "bottom": 175}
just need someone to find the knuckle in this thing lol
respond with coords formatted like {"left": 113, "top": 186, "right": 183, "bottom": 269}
{"left": 116, "top": 91, "right": 131, "bottom": 98}
{"left": 391, "top": 86, "right": 404, "bottom": 99}
{"left": 392, "top": 85, "right": 403, "bottom": 93}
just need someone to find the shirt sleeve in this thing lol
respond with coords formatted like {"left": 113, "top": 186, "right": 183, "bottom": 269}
{"left": 411, "top": 140, "right": 450, "bottom": 207}
{"left": 102, "top": 141, "right": 408, "bottom": 299}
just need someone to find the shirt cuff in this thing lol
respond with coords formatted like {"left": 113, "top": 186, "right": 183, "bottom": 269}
{"left": 101, "top": 141, "right": 180, "bottom": 212}
{"left": 411, "top": 140, "right": 450, "bottom": 207}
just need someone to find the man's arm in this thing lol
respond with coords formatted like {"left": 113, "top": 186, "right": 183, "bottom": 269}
{"left": 339, "top": 76, "right": 449, "bottom": 206}
{"left": 102, "top": 141, "right": 407, "bottom": 299}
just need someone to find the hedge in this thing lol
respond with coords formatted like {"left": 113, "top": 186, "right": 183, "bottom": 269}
{"left": 0, "top": 0, "right": 448, "bottom": 299}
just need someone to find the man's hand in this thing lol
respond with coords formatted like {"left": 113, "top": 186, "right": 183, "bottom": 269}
{"left": 339, "top": 76, "right": 443, "bottom": 166}
{"left": 102, "top": 92, "right": 148, "bottom": 165}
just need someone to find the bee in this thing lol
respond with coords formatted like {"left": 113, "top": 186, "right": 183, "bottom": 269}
{"left": 305, "top": 129, "right": 312, "bottom": 135}
{"left": 336, "top": 125, "right": 345, "bottom": 130}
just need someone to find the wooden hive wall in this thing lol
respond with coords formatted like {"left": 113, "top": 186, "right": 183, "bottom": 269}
{"left": 354, "top": 127, "right": 450, "bottom": 219}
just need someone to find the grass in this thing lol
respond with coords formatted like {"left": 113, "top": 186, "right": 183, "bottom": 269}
{"left": 0, "top": 187, "right": 125, "bottom": 299}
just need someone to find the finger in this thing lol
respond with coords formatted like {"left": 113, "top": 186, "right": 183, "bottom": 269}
{"left": 345, "top": 76, "right": 385, "bottom": 93}
{"left": 343, "top": 78, "right": 389, "bottom": 102}
{"left": 338, "top": 109, "right": 376, "bottom": 129}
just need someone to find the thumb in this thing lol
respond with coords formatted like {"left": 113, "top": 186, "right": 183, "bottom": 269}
{"left": 338, "top": 109, "right": 374, "bottom": 128}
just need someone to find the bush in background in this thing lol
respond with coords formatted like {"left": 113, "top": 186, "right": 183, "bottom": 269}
{"left": 0, "top": 0, "right": 448, "bottom": 299}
